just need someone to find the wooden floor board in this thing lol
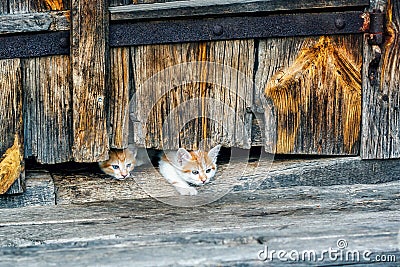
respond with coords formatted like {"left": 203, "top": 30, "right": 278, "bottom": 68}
{"left": 46, "top": 156, "right": 400, "bottom": 205}
{"left": 0, "top": 179, "right": 398, "bottom": 266}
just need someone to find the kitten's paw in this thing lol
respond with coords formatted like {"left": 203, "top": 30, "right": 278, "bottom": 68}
{"left": 176, "top": 186, "right": 198, "bottom": 196}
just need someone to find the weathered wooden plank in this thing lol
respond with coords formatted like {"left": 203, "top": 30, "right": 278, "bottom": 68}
{"left": 109, "top": 0, "right": 133, "bottom": 7}
{"left": 109, "top": 47, "right": 131, "bottom": 149}
{"left": 5, "top": 168, "right": 25, "bottom": 195}
{"left": 50, "top": 156, "right": 400, "bottom": 205}
{"left": 256, "top": 35, "right": 362, "bottom": 155}
{"left": 0, "top": 180, "right": 398, "bottom": 266}
{"left": 0, "top": 11, "right": 70, "bottom": 34}
{"left": 71, "top": 0, "right": 109, "bottom": 162}
{"left": 131, "top": 40, "right": 254, "bottom": 150}
{"left": 22, "top": 56, "right": 72, "bottom": 164}
{"left": 0, "top": 170, "right": 55, "bottom": 208}
{"left": 0, "top": 59, "right": 24, "bottom": 195}
{"left": 0, "top": 1, "right": 7, "bottom": 14}
{"left": 361, "top": 0, "right": 400, "bottom": 159}
{"left": 110, "top": 0, "right": 369, "bottom": 21}
{"left": 53, "top": 171, "right": 151, "bottom": 205}
{"left": 8, "top": 0, "right": 68, "bottom": 13}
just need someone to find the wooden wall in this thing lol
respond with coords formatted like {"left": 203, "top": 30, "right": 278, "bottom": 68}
{"left": 110, "top": 40, "right": 255, "bottom": 150}
{"left": 0, "top": 0, "right": 70, "bottom": 193}
{"left": 0, "top": 0, "right": 398, "bottom": 180}
{"left": 129, "top": 41, "right": 254, "bottom": 150}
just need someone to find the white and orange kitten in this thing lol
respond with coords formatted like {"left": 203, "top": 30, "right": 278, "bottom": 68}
{"left": 99, "top": 146, "right": 150, "bottom": 179}
{"left": 158, "top": 145, "right": 221, "bottom": 195}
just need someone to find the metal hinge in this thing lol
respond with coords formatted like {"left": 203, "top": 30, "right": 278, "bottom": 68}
{"left": 362, "top": 10, "right": 385, "bottom": 45}
{"left": 363, "top": 10, "right": 385, "bottom": 86}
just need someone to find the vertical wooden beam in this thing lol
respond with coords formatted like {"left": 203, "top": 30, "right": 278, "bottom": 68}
{"left": 0, "top": 1, "right": 7, "bottom": 14}
{"left": 109, "top": 47, "right": 131, "bottom": 149}
{"left": 0, "top": 59, "right": 24, "bottom": 194}
{"left": 70, "top": 0, "right": 109, "bottom": 162}
{"left": 23, "top": 56, "right": 72, "bottom": 164}
{"left": 361, "top": 0, "right": 400, "bottom": 159}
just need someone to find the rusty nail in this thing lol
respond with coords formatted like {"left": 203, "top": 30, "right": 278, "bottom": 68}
{"left": 213, "top": 25, "right": 223, "bottom": 36}
{"left": 335, "top": 18, "right": 346, "bottom": 30}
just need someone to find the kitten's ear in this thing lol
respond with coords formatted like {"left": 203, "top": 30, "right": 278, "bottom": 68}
{"left": 127, "top": 145, "right": 138, "bottom": 158}
{"left": 176, "top": 148, "right": 192, "bottom": 166}
{"left": 208, "top": 145, "right": 221, "bottom": 163}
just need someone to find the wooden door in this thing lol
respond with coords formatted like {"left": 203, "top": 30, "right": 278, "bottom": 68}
{"left": 109, "top": 0, "right": 366, "bottom": 154}
{"left": 256, "top": 35, "right": 362, "bottom": 155}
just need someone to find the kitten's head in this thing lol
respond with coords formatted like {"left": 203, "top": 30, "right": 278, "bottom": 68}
{"left": 99, "top": 148, "right": 137, "bottom": 180}
{"left": 174, "top": 145, "right": 221, "bottom": 186}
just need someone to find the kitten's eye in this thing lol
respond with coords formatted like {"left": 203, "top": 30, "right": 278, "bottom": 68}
{"left": 206, "top": 169, "right": 211, "bottom": 173}
{"left": 112, "top": 165, "right": 119, "bottom": 170}
{"left": 126, "top": 163, "right": 132, "bottom": 168}
{"left": 192, "top": 170, "right": 199, "bottom": 175}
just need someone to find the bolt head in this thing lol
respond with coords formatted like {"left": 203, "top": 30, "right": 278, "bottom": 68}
{"left": 335, "top": 18, "right": 346, "bottom": 30}
{"left": 59, "top": 37, "right": 69, "bottom": 48}
{"left": 213, "top": 25, "right": 223, "bottom": 36}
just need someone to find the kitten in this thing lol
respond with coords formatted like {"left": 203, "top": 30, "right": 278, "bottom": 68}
{"left": 99, "top": 147, "right": 138, "bottom": 179}
{"left": 158, "top": 145, "right": 221, "bottom": 196}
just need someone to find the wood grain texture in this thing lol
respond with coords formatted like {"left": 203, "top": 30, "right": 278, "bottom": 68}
{"left": 109, "top": 47, "right": 131, "bottom": 149}
{"left": 131, "top": 40, "right": 254, "bottom": 150}
{"left": 0, "top": 11, "right": 70, "bottom": 34}
{"left": 0, "top": 59, "right": 22, "bottom": 157}
{"left": 257, "top": 35, "right": 362, "bottom": 155}
{"left": 0, "top": 59, "right": 24, "bottom": 194}
{"left": 53, "top": 171, "right": 151, "bottom": 204}
{"left": 71, "top": 0, "right": 109, "bottom": 162}
{"left": 23, "top": 56, "right": 72, "bottom": 164}
{"left": 0, "top": 180, "right": 398, "bottom": 266}
{"left": 5, "top": 168, "right": 25, "bottom": 195}
{"left": 110, "top": 0, "right": 369, "bottom": 21}
{"left": 0, "top": 170, "right": 55, "bottom": 208}
{"left": 7, "top": 0, "right": 68, "bottom": 13}
{"left": 0, "top": 1, "right": 7, "bottom": 14}
{"left": 361, "top": 0, "right": 400, "bottom": 159}
{"left": 0, "top": 135, "right": 23, "bottom": 194}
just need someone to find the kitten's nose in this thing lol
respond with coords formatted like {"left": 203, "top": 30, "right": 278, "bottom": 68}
{"left": 121, "top": 173, "right": 128, "bottom": 178}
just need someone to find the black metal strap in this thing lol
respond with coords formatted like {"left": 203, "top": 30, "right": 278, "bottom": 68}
{"left": 0, "top": 31, "right": 69, "bottom": 60}
{"left": 109, "top": 11, "right": 365, "bottom": 47}
{"left": 0, "top": 11, "right": 365, "bottom": 59}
